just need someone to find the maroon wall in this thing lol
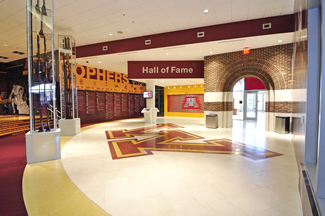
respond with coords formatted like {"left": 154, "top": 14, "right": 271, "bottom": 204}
{"left": 244, "top": 77, "right": 265, "bottom": 90}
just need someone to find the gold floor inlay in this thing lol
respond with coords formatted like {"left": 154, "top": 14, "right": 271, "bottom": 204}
{"left": 23, "top": 122, "right": 111, "bottom": 216}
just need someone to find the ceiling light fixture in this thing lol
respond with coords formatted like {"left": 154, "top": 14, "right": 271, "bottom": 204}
{"left": 174, "top": 86, "right": 176, "bottom": 89}
{"left": 3, "top": 44, "right": 7, "bottom": 46}
{"left": 210, "top": 52, "right": 212, "bottom": 54}
{"left": 180, "top": 86, "right": 182, "bottom": 88}
{"left": 168, "top": 86, "right": 169, "bottom": 89}
{"left": 188, "top": 85, "right": 190, "bottom": 88}
{"left": 201, "top": 84, "right": 203, "bottom": 87}
{"left": 99, "top": 61, "right": 101, "bottom": 63}
{"left": 204, "top": 9, "right": 209, "bottom": 14}
{"left": 109, "top": 33, "right": 113, "bottom": 36}
{"left": 166, "top": 53, "right": 169, "bottom": 55}
{"left": 195, "top": 85, "right": 196, "bottom": 88}
{"left": 278, "top": 40, "right": 283, "bottom": 42}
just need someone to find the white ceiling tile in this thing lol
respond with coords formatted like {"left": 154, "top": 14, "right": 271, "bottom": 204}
{"left": 285, "top": 0, "right": 295, "bottom": 6}
{"left": 147, "top": 10, "right": 168, "bottom": 20}
{"left": 214, "top": 2, "right": 232, "bottom": 13}
{"left": 125, "top": 6, "right": 147, "bottom": 16}
{"left": 163, "top": 7, "right": 181, "bottom": 16}
{"left": 232, "top": 7, "right": 249, "bottom": 16}
{"left": 248, "top": 11, "right": 265, "bottom": 20}
{"left": 187, "top": 19, "right": 204, "bottom": 28}
{"left": 267, "top": 0, "right": 287, "bottom": 10}
{"left": 55, "top": 0, "right": 77, "bottom": 9}
{"left": 54, "top": 10, "right": 70, "bottom": 22}
{"left": 232, "top": 15, "right": 248, "bottom": 22}
{"left": 136, "top": 0, "right": 154, "bottom": 4}
{"left": 217, "top": 17, "right": 232, "bottom": 24}
{"left": 177, "top": 3, "right": 197, "bottom": 14}
{"left": 56, "top": 5, "right": 80, "bottom": 17}
{"left": 264, "top": 8, "right": 282, "bottom": 17}
{"left": 161, "top": 24, "right": 178, "bottom": 32}
{"left": 200, "top": 15, "right": 217, "bottom": 26}
{"left": 150, "top": 26, "right": 165, "bottom": 34}
{"left": 116, "top": 0, "right": 140, "bottom": 9}
{"left": 144, "top": 21, "right": 159, "bottom": 28}
{"left": 232, "top": 0, "right": 250, "bottom": 10}
{"left": 78, "top": 0, "right": 103, "bottom": 9}
{"left": 139, "top": 29, "right": 155, "bottom": 35}
{"left": 141, "top": 1, "right": 161, "bottom": 12}
{"left": 96, "top": 0, "right": 115, "bottom": 5}
{"left": 156, "top": 0, "right": 176, "bottom": 9}
{"left": 212, "top": 0, "right": 232, "bottom": 6}
{"left": 281, "top": 6, "right": 294, "bottom": 15}
{"left": 131, "top": 14, "right": 151, "bottom": 24}
{"left": 249, "top": 3, "right": 267, "bottom": 13}
{"left": 174, "top": 0, "right": 194, "bottom": 5}
{"left": 156, "top": 18, "right": 172, "bottom": 26}
{"left": 104, "top": 13, "right": 125, "bottom": 23}
{"left": 249, "top": 0, "right": 269, "bottom": 5}
{"left": 173, "top": 21, "right": 190, "bottom": 30}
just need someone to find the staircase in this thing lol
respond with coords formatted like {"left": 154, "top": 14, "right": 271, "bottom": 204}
{"left": 0, "top": 118, "right": 54, "bottom": 137}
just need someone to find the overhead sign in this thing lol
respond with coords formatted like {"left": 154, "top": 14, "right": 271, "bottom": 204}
{"left": 127, "top": 61, "right": 204, "bottom": 79}
{"left": 76, "top": 64, "right": 145, "bottom": 93}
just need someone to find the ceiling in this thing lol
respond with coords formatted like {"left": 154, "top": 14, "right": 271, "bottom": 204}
{"left": 0, "top": 0, "right": 295, "bottom": 86}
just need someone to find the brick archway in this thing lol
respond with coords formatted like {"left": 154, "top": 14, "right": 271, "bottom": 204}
{"left": 219, "top": 58, "right": 284, "bottom": 92}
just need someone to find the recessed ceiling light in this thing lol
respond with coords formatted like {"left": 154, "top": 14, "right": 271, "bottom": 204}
{"left": 99, "top": 61, "right": 101, "bottom": 63}
{"left": 174, "top": 83, "right": 176, "bottom": 85}
{"left": 278, "top": 40, "right": 283, "bottom": 42}
{"left": 210, "top": 51, "right": 212, "bottom": 54}
{"left": 117, "top": 31, "right": 123, "bottom": 34}
{"left": 161, "top": 80, "right": 164, "bottom": 82}
{"left": 180, "top": 86, "right": 182, "bottom": 88}
{"left": 3, "top": 44, "right": 7, "bottom": 46}
{"left": 204, "top": 9, "right": 209, "bottom": 14}
{"left": 166, "top": 53, "right": 169, "bottom": 55}
{"left": 109, "top": 33, "right": 113, "bottom": 36}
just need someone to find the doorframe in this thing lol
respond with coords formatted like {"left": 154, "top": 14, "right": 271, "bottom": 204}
{"left": 244, "top": 90, "right": 258, "bottom": 121}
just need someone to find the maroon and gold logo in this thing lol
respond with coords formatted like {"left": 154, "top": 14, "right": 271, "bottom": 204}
{"left": 181, "top": 96, "right": 202, "bottom": 109}
{"left": 105, "top": 123, "right": 282, "bottom": 160}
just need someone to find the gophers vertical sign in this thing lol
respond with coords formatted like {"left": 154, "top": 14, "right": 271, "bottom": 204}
{"left": 76, "top": 65, "right": 145, "bottom": 93}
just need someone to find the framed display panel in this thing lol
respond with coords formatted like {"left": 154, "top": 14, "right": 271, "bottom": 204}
{"left": 27, "top": 0, "right": 57, "bottom": 133}
{"left": 58, "top": 35, "right": 77, "bottom": 119}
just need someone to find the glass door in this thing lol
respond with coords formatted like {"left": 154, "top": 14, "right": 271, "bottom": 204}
{"left": 244, "top": 91, "right": 258, "bottom": 121}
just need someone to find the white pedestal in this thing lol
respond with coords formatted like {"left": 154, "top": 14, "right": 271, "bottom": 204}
{"left": 59, "top": 118, "right": 81, "bottom": 136}
{"left": 142, "top": 108, "right": 153, "bottom": 123}
{"left": 25, "top": 129, "right": 61, "bottom": 164}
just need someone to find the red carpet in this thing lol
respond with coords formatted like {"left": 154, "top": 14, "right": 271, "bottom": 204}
{"left": 0, "top": 134, "right": 28, "bottom": 216}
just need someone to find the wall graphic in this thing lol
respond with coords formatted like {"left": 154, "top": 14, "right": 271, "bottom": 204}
{"left": 76, "top": 65, "right": 145, "bottom": 94}
{"left": 168, "top": 94, "right": 204, "bottom": 113}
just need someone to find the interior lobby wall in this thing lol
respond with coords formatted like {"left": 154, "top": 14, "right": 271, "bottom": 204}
{"left": 204, "top": 44, "right": 293, "bottom": 130}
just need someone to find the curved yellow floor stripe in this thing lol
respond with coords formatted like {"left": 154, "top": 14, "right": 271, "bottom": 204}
{"left": 23, "top": 122, "right": 112, "bottom": 216}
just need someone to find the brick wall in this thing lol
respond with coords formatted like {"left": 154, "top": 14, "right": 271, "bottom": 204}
{"left": 204, "top": 44, "right": 293, "bottom": 92}
{"left": 204, "top": 44, "right": 293, "bottom": 113}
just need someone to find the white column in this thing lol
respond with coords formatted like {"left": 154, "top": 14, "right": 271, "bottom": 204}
{"left": 146, "top": 80, "right": 156, "bottom": 123}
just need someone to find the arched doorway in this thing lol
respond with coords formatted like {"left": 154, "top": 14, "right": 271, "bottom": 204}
{"left": 233, "top": 77, "right": 266, "bottom": 122}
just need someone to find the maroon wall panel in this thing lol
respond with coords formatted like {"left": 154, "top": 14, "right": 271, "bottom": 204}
{"left": 128, "top": 61, "right": 204, "bottom": 79}
{"left": 77, "top": 15, "right": 295, "bottom": 58}
{"left": 244, "top": 77, "right": 266, "bottom": 90}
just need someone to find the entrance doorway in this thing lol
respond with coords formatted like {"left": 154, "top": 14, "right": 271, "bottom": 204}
{"left": 244, "top": 91, "right": 257, "bottom": 121}
{"left": 233, "top": 77, "right": 266, "bottom": 122}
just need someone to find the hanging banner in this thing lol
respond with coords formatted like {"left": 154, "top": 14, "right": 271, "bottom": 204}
{"left": 76, "top": 65, "right": 145, "bottom": 94}
{"left": 127, "top": 61, "right": 204, "bottom": 79}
